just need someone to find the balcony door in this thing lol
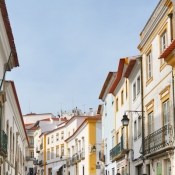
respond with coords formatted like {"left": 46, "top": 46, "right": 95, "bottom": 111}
{"left": 163, "top": 100, "right": 170, "bottom": 145}
{"left": 148, "top": 112, "right": 154, "bottom": 149}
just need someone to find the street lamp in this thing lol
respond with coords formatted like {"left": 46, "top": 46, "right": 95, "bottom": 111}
{"left": 121, "top": 110, "right": 146, "bottom": 175}
{"left": 121, "top": 114, "right": 130, "bottom": 126}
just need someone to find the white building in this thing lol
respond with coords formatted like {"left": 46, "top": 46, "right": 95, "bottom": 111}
{"left": 98, "top": 72, "right": 116, "bottom": 175}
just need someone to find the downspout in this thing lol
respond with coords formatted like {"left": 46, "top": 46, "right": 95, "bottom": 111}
{"left": 139, "top": 56, "right": 145, "bottom": 173}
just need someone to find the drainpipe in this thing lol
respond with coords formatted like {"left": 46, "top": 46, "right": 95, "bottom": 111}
{"left": 139, "top": 56, "right": 146, "bottom": 175}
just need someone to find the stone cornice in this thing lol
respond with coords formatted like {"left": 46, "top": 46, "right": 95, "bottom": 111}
{"left": 139, "top": 0, "right": 169, "bottom": 50}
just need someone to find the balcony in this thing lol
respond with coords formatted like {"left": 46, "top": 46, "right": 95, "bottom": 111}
{"left": 66, "top": 157, "right": 71, "bottom": 167}
{"left": 33, "top": 159, "right": 38, "bottom": 165}
{"left": 142, "top": 124, "right": 173, "bottom": 158}
{"left": 40, "top": 143, "right": 43, "bottom": 150}
{"left": 99, "top": 151, "right": 105, "bottom": 162}
{"left": 0, "top": 130, "right": 8, "bottom": 157}
{"left": 110, "top": 135, "right": 128, "bottom": 161}
{"left": 38, "top": 160, "right": 43, "bottom": 166}
{"left": 80, "top": 150, "right": 85, "bottom": 160}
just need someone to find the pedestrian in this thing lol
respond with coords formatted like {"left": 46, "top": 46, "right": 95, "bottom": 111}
{"left": 116, "top": 173, "right": 121, "bottom": 175}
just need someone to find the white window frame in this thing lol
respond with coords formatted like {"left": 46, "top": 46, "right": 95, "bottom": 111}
{"left": 147, "top": 52, "right": 152, "bottom": 79}
{"left": 133, "top": 83, "right": 136, "bottom": 100}
{"left": 163, "top": 99, "right": 170, "bottom": 126}
{"left": 148, "top": 112, "right": 154, "bottom": 134}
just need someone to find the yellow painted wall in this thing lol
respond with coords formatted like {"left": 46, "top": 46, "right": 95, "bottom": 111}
{"left": 87, "top": 120, "right": 97, "bottom": 175}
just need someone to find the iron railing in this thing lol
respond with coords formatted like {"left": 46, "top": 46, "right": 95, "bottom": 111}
{"left": 143, "top": 124, "right": 172, "bottom": 155}
{"left": 33, "top": 159, "right": 38, "bottom": 165}
{"left": 110, "top": 135, "right": 125, "bottom": 160}
{"left": 0, "top": 130, "right": 8, "bottom": 155}
{"left": 38, "top": 160, "right": 43, "bottom": 165}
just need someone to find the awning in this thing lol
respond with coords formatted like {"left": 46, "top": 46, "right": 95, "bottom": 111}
{"left": 52, "top": 161, "right": 66, "bottom": 172}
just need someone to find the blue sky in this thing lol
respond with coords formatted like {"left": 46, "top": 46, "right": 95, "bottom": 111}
{"left": 6, "top": 0, "right": 159, "bottom": 116}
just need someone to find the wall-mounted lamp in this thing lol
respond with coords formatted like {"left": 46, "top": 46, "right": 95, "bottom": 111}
{"left": 92, "top": 145, "right": 96, "bottom": 152}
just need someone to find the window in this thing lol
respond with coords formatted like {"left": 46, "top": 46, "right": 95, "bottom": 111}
{"left": 68, "top": 132, "right": 70, "bottom": 137}
{"left": 161, "top": 31, "right": 167, "bottom": 53}
{"left": 137, "top": 76, "right": 140, "bottom": 94}
{"left": 51, "top": 135, "right": 54, "bottom": 143}
{"left": 134, "top": 121, "right": 137, "bottom": 139}
{"left": 121, "top": 90, "right": 124, "bottom": 105}
{"left": 116, "top": 98, "right": 118, "bottom": 112}
{"left": 163, "top": 99, "right": 169, "bottom": 126}
{"left": 47, "top": 149, "right": 50, "bottom": 160}
{"left": 56, "top": 133, "right": 59, "bottom": 141}
{"left": 56, "top": 146, "right": 59, "bottom": 157}
{"left": 29, "top": 137, "right": 34, "bottom": 147}
{"left": 51, "top": 147, "right": 54, "bottom": 159}
{"left": 138, "top": 117, "right": 141, "bottom": 137}
{"left": 147, "top": 51, "right": 152, "bottom": 80}
{"left": 116, "top": 132, "right": 119, "bottom": 144}
{"left": 30, "top": 151, "right": 34, "bottom": 158}
{"left": 133, "top": 83, "right": 136, "bottom": 100}
{"left": 47, "top": 137, "right": 50, "bottom": 145}
{"left": 61, "top": 145, "right": 64, "bottom": 156}
{"left": 148, "top": 112, "right": 154, "bottom": 134}
{"left": 112, "top": 168, "right": 115, "bottom": 175}
{"left": 61, "top": 132, "right": 64, "bottom": 140}
{"left": 112, "top": 136, "right": 114, "bottom": 147}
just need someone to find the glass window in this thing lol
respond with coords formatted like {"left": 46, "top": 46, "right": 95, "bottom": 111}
{"left": 51, "top": 135, "right": 54, "bottom": 143}
{"left": 163, "top": 99, "right": 169, "bottom": 125}
{"left": 47, "top": 137, "right": 50, "bottom": 145}
{"left": 133, "top": 83, "right": 136, "bottom": 100}
{"left": 51, "top": 147, "right": 54, "bottom": 159}
{"left": 148, "top": 112, "right": 154, "bottom": 134}
{"left": 134, "top": 121, "right": 137, "bottom": 139}
{"left": 30, "top": 151, "right": 34, "bottom": 158}
{"left": 56, "top": 146, "right": 59, "bottom": 157}
{"left": 121, "top": 90, "right": 124, "bottom": 105}
{"left": 47, "top": 149, "right": 50, "bottom": 160}
{"left": 61, "top": 132, "right": 64, "bottom": 140}
{"left": 147, "top": 52, "right": 152, "bottom": 79}
{"left": 137, "top": 76, "right": 140, "bottom": 94}
{"left": 116, "top": 98, "right": 118, "bottom": 111}
{"left": 138, "top": 118, "right": 142, "bottom": 136}
{"left": 61, "top": 145, "right": 64, "bottom": 156}
{"left": 56, "top": 133, "right": 59, "bottom": 141}
{"left": 161, "top": 31, "right": 167, "bottom": 53}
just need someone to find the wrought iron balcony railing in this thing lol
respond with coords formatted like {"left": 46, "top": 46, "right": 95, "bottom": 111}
{"left": 38, "top": 160, "right": 43, "bottom": 165}
{"left": 33, "top": 159, "right": 38, "bottom": 165}
{"left": 0, "top": 130, "right": 8, "bottom": 157}
{"left": 110, "top": 134, "right": 128, "bottom": 161}
{"left": 142, "top": 124, "right": 172, "bottom": 155}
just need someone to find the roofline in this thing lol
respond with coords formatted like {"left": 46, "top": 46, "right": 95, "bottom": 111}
{"left": 8, "top": 81, "right": 29, "bottom": 146}
{"left": 99, "top": 72, "right": 116, "bottom": 99}
{"left": 65, "top": 115, "right": 101, "bottom": 142}
{"left": 124, "top": 59, "right": 136, "bottom": 78}
{"left": 0, "top": 0, "right": 19, "bottom": 67}
{"left": 109, "top": 58, "right": 125, "bottom": 93}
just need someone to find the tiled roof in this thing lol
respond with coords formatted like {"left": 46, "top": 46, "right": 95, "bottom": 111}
{"left": 0, "top": 0, "right": 19, "bottom": 67}
{"left": 124, "top": 59, "right": 136, "bottom": 78}
{"left": 99, "top": 72, "right": 116, "bottom": 100}
{"left": 159, "top": 39, "right": 175, "bottom": 59}
{"left": 109, "top": 59, "right": 125, "bottom": 93}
